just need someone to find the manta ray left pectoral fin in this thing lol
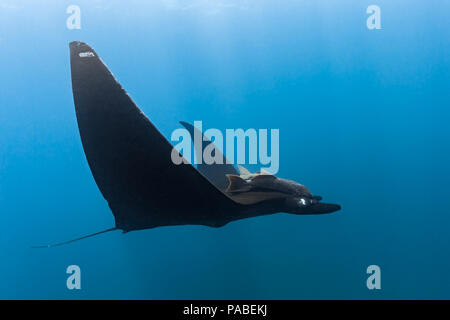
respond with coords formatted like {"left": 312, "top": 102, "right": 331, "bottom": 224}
{"left": 70, "top": 41, "right": 241, "bottom": 230}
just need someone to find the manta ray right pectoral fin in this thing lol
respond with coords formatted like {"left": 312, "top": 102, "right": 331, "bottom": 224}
{"left": 260, "top": 168, "right": 273, "bottom": 175}
{"left": 226, "top": 174, "right": 252, "bottom": 193}
{"left": 179, "top": 121, "right": 238, "bottom": 191}
{"left": 237, "top": 165, "right": 251, "bottom": 176}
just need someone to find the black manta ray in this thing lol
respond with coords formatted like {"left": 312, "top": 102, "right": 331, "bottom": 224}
{"left": 35, "top": 41, "right": 340, "bottom": 247}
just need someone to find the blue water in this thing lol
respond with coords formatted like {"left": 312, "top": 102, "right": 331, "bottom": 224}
{"left": 1, "top": 0, "right": 449, "bottom": 299}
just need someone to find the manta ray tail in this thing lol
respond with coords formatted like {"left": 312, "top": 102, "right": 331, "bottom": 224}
{"left": 32, "top": 227, "right": 119, "bottom": 248}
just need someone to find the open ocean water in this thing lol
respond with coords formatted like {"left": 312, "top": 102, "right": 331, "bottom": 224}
{"left": 0, "top": 0, "right": 449, "bottom": 299}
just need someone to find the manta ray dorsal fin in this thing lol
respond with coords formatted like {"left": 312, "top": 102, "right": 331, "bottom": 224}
{"left": 226, "top": 174, "right": 252, "bottom": 193}
{"left": 237, "top": 165, "right": 251, "bottom": 176}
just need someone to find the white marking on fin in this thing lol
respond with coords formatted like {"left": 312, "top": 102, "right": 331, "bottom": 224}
{"left": 79, "top": 51, "right": 95, "bottom": 58}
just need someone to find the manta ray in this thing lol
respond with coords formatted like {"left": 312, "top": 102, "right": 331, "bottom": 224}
{"left": 35, "top": 41, "right": 340, "bottom": 247}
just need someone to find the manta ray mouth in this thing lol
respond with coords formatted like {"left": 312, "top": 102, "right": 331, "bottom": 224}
{"left": 307, "top": 203, "right": 341, "bottom": 214}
